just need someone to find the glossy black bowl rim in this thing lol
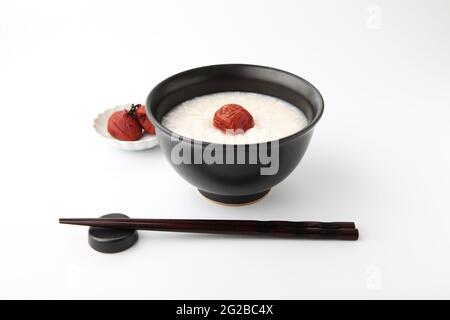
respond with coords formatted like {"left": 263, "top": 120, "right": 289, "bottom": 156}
{"left": 146, "top": 64, "right": 324, "bottom": 146}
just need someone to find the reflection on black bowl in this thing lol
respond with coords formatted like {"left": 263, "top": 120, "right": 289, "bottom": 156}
{"left": 146, "top": 64, "right": 324, "bottom": 204}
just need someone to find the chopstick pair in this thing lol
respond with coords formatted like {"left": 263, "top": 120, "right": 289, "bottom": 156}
{"left": 59, "top": 218, "right": 359, "bottom": 241}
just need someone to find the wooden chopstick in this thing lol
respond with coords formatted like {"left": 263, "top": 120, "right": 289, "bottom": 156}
{"left": 60, "top": 218, "right": 355, "bottom": 229}
{"left": 59, "top": 218, "right": 358, "bottom": 240}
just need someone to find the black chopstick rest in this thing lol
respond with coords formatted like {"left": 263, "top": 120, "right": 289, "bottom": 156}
{"left": 88, "top": 213, "right": 138, "bottom": 253}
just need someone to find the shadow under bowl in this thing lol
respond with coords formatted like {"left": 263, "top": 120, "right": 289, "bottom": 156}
{"left": 146, "top": 64, "right": 324, "bottom": 204}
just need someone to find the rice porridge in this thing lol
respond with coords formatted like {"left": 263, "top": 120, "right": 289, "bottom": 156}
{"left": 162, "top": 92, "right": 308, "bottom": 144}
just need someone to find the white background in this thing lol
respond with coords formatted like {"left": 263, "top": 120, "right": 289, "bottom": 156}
{"left": 1, "top": 0, "right": 449, "bottom": 299}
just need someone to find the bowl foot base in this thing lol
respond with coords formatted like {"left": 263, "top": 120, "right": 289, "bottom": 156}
{"left": 198, "top": 189, "right": 270, "bottom": 205}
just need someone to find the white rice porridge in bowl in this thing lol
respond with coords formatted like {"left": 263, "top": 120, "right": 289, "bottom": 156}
{"left": 162, "top": 92, "right": 308, "bottom": 144}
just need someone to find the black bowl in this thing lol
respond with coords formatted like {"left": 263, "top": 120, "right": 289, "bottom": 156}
{"left": 146, "top": 64, "right": 324, "bottom": 204}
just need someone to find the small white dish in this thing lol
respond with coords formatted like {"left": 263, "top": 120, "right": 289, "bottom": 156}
{"left": 93, "top": 104, "right": 159, "bottom": 151}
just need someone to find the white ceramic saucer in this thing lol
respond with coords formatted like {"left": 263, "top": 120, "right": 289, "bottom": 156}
{"left": 93, "top": 104, "right": 159, "bottom": 151}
